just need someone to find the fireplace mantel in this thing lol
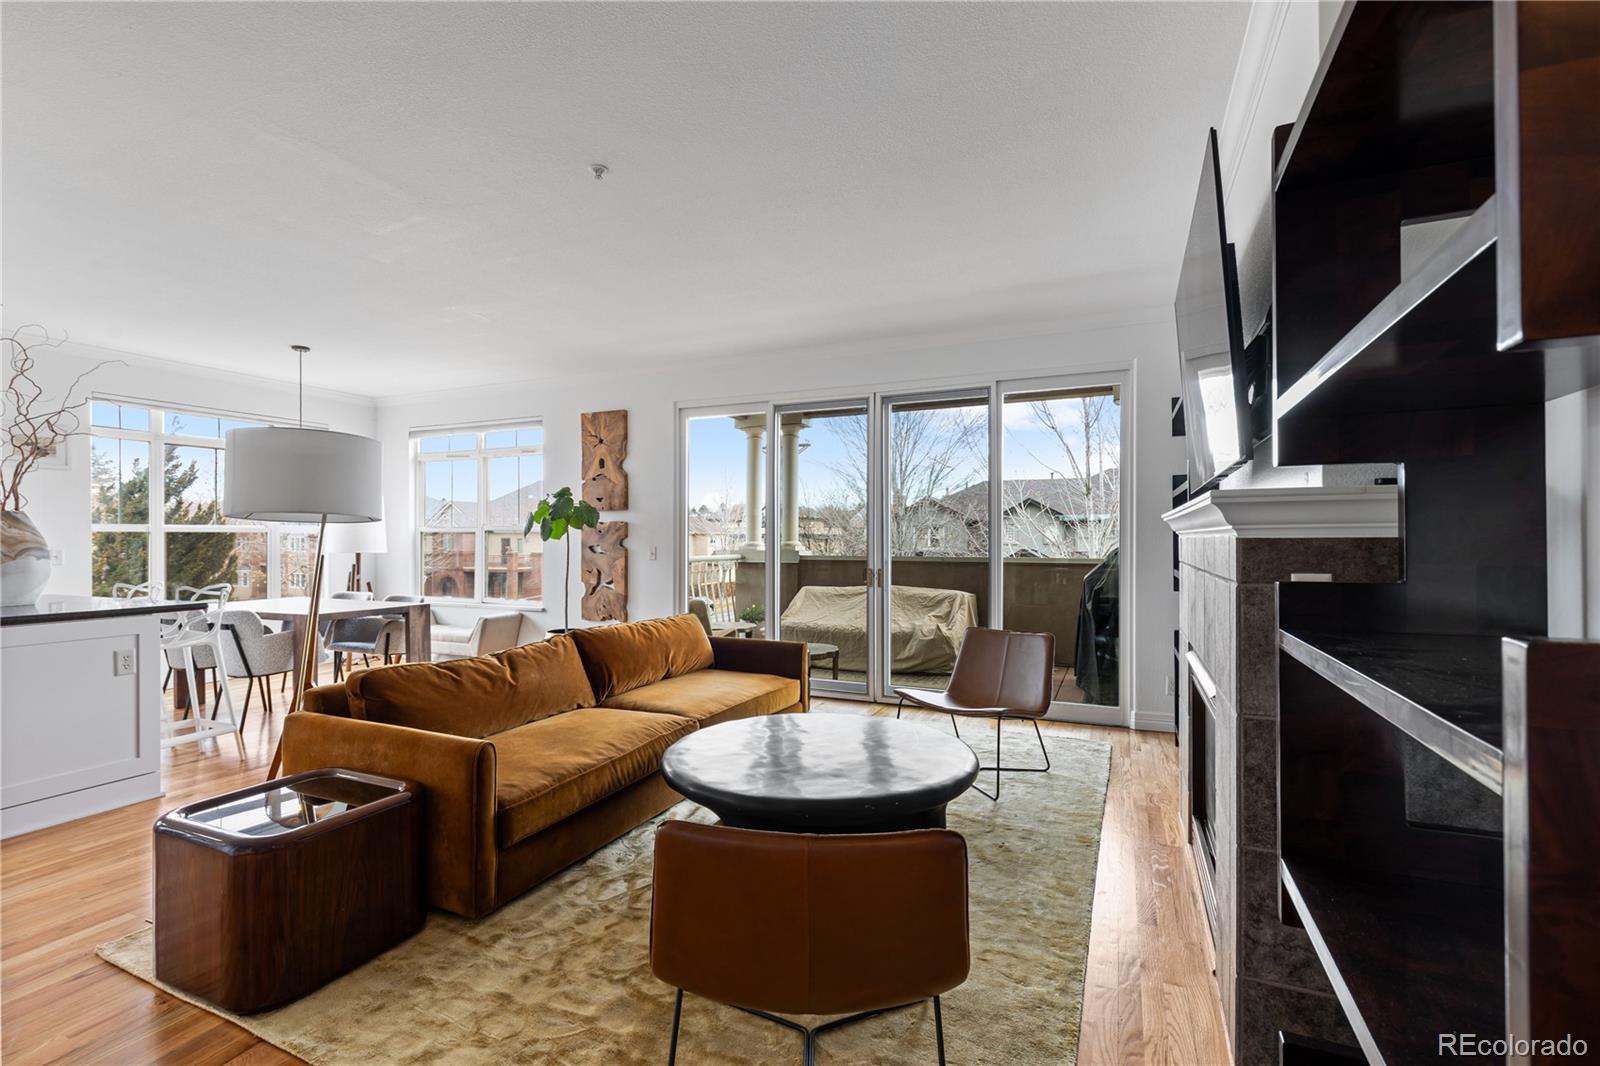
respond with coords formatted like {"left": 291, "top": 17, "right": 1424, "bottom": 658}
{"left": 1164, "top": 485, "right": 1401, "bottom": 1065}
{"left": 1162, "top": 484, "right": 1399, "bottom": 540}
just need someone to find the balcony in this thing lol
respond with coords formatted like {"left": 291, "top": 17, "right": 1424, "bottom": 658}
{"left": 689, "top": 551, "right": 1112, "bottom": 705}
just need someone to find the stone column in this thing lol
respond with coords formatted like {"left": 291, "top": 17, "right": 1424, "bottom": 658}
{"left": 731, "top": 416, "right": 766, "bottom": 552}
{"left": 780, "top": 417, "right": 806, "bottom": 553}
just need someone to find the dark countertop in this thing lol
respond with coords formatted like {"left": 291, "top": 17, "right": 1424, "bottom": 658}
{"left": 1, "top": 595, "right": 207, "bottom": 627}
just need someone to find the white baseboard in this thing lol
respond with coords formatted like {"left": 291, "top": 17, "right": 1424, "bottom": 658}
{"left": 0, "top": 772, "right": 162, "bottom": 839}
{"left": 1043, "top": 703, "right": 1127, "bottom": 728}
{"left": 1132, "top": 709, "right": 1177, "bottom": 733}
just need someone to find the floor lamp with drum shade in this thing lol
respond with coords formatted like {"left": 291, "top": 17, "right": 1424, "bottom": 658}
{"left": 223, "top": 347, "right": 382, "bottom": 776}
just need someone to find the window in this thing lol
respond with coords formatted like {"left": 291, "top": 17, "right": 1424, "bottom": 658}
{"left": 89, "top": 400, "right": 314, "bottom": 598}
{"left": 415, "top": 425, "right": 543, "bottom": 603}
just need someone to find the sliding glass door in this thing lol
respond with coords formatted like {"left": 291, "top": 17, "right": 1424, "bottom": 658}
{"left": 680, "top": 372, "right": 1128, "bottom": 722}
{"left": 998, "top": 378, "right": 1125, "bottom": 718}
{"left": 881, "top": 390, "right": 991, "bottom": 695}
{"left": 683, "top": 410, "right": 767, "bottom": 638}
{"left": 771, "top": 400, "right": 874, "bottom": 698}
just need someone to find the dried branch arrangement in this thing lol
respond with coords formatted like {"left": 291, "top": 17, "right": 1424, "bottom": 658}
{"left": 2, "top": 327, "right": 118, "bottom": 511}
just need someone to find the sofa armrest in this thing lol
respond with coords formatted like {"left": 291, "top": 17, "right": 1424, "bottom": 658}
{"left": 709, "top": 637, "right": 810, "bottom": 711}
{"left": 280, "top": 713, "right": 498, "bottom": 917}
{"left": 302, "top": 682, "right": 351, "bottom": 717}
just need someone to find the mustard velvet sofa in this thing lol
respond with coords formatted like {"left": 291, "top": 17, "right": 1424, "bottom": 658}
{"left": 280, "top": 614, "right": 809, "bottom": 918}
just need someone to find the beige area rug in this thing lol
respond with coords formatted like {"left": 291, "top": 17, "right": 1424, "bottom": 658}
{"left": 99, "top": 721, "right": 1110, "bottom": 1065}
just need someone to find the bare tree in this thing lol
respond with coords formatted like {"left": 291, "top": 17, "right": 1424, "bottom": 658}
{"left": 811, "top": 407, "right": 987, "bottom": 556}
{"left": 790, "top": 396, "right": 1120, "bottom": 562}
{"left": 2, "top": 327, "right": 119, "bottom": 510}
{"left": 1004, "top": 395, "right": 1120, "bottom": 559}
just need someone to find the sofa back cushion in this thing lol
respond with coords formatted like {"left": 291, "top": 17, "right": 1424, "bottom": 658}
{"left": 345, "top": 634, "right": 596, "bottom": 737}
{"left": 570, "top": 614, "right": 715, "bottom": 701}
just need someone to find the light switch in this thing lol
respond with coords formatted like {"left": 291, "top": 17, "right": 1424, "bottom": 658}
{"left": 50, "top": 549, "right": 62, "bottom": 566}
{"left": 113, "top": 649, "right": 137, "bottom": 676}
{"left": 649, "top": 546, "right": 658, "bottom": 561}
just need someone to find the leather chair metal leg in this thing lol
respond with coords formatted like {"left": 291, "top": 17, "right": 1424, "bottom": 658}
{"left": 968, "top": 715, "right": 1051, "bottom": 802}
{"left": 669, "top": 990, "right": 938, "bottom": 1065}
{"left": 667, "top": 988, "right": 682, "bottom": 1066}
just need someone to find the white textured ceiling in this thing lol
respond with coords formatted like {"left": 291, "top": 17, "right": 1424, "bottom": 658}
{"left": 2, "top": 2, "right": 1249, "bottom": 397}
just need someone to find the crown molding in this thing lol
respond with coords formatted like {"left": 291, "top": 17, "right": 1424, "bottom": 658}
{"left": 1217, "top": 0, "right": 1294, "bottom": 201}
{"left": 22, "top": 335, "right": 377, "bottom": 409}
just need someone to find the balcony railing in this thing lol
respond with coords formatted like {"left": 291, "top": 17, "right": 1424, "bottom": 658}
{"left": 687, "top": 552, "right": 1101, "bottom": 665}
{"left": 687, "top": 553, "right": 741, "bottom": 624}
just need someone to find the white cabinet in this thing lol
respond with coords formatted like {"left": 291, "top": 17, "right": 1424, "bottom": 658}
{"left": 1, "top": 611, "right": 164, "bottom": 837}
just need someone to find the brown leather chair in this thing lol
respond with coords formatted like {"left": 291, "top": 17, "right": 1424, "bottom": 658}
{"left": 649, "top": 821, "right": 969, "bottom": 1065}
{"left": 893, "top": 627, "right": 1054, "bottom": 800}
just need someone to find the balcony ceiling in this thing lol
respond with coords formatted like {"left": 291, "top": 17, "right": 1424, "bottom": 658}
{"left": 1, "top": 2, "right": 1249, "bottom": 398}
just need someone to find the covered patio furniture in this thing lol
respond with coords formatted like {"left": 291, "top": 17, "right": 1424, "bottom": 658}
{"left": 778, "top": 585, "right": 977, "bottom": 674}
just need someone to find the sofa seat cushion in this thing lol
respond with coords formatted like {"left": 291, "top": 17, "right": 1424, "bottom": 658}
{"left": 571, "top": 614, "right": 715, "bottom": 701}
{"left": 600, "top": 669, "right": 801, "bottom": 725}
{"left": 347, "top": 635, "right": 595, "bottom": 738}
{"left": 493, "top": 707, "right": 695, "bottom": 848}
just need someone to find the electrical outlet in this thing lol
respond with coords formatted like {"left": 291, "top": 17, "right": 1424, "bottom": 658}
{"left": 49, "top": 549, "right": 63, "bottom": 566}
{"left": 113, "top": 649, "right": 137, "bottom": 676}
{"left": 1164, "top": 674, "right": 1174, "bottom": 696}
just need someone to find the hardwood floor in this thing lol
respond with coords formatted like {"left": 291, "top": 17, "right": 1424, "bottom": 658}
{"left": 0, "top": 685, "right": 1229, "bottom": 1065}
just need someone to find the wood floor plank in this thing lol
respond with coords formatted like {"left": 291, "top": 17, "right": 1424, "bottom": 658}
{"left": 1, "top": 686, "right": 1230, "bottom": 1065}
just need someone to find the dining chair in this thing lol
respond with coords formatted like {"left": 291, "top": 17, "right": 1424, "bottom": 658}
{"left": 686, "top": 597, "right": 715, "bottom": 636}
{"left": 893, "top": 627, "right": 1055, "bottom": 801}
{"left": 650, "top": 821, "right": 969, "bottom": 1065}
{"left": 328, "top": 616, "right": 405, "bottom": 680}
{"left": 159, "top": 608, "right": 246, "bottom": 758}
{"left": 190, "top": 608, "right": 296, "bottom": 730}
{"left": 111, "top": 581, "right": 157, "bottom": 599}
{"left": 173, "top": 583, "right": 232, "bottom": 607}
{"left": 326, "top": 591, "right": 414, "bottom": 676}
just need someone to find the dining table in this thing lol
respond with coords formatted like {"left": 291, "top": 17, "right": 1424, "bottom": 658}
{"left": 174, "top": 597, "right": 431, "bottom": 710}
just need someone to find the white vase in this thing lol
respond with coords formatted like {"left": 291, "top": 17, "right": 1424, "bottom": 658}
{"left": 1, "top": 511, "right": 52, "bottom": 606}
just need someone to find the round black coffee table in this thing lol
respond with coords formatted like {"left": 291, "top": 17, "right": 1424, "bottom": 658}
{"left": 660, "top": 714, "right": 980, "bottom": 833}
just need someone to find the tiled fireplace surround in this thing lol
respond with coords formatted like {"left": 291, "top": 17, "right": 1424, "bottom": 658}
{"left": 1166, "top": 487, "right": 1399, "bottom": 1066}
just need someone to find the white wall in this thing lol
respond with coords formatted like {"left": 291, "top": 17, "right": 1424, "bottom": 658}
{"left": 9, "top": 340, "right": 377, "bottom": 597}
{"left": 373, "top": 317, "right": 1188, "bottom": 729}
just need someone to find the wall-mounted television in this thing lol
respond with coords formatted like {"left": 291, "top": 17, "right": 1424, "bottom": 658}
{"left": 1174, "top": 128, "right": 1252, "bottom": 494}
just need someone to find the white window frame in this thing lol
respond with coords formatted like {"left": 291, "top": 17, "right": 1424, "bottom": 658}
{"left": 88, "top": 399, "right": 322, "bottom": 598}
{"left": 412, "top": 423, "right": 544, "bottom": 607}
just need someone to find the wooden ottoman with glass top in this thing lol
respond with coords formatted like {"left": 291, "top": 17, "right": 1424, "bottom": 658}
{"left": 153, "top": 768, "right": 423, "bottom": 1013}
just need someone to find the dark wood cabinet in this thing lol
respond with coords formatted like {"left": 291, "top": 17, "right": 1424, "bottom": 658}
{"left": 154, "top": 768, "right": 424, "bottom": 1014}
{"left": 1262, "top": 3, "right": 1600, "bottom": 1065}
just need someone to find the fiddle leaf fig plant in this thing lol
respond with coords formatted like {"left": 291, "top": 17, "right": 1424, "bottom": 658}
{"left": 525, "top": 486, "right": 601, "bottom": 631}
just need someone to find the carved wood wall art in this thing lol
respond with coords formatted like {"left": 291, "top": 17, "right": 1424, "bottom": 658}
{"left": 580, "top": 521, "right": 628, "bottom": 622}
{"left": 581, "top": 409, "right": 628, "bottom": 510}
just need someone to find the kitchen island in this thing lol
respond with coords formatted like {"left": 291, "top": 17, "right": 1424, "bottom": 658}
{"left": 1, "top": 596, "right": 204, "bottom": 838}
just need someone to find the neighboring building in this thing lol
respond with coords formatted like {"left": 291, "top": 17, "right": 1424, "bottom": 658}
{"left": 687, "top": 506, "right": 745, "bottom": 556}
